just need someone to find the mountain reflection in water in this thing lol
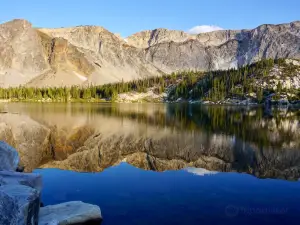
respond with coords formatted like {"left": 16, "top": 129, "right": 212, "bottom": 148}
{"left": 1, "top": 103, "right": 300, "bottom": 225}
{"left": 1, "top": 103, "right": 300, "bottom": 180}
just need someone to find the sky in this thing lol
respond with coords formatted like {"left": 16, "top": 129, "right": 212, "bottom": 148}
{"left": 0, "top": 0, "right": 299, "bottom": 37}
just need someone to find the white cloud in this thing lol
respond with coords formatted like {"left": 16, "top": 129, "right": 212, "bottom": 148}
{"left": 184, "top": 167, "right": 218, "bottom": 176}
{"left": 187, "top": 25, "right": 224, "bottom": 34}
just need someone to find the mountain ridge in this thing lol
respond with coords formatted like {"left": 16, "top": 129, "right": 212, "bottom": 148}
{"left": 0, "top": 19, "right": 299, "bottom": 87}
{"left": 126, "top": 20, "right": 300, "bottom": 47}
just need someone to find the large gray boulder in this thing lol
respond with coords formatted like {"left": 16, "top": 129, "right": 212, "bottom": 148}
{"left": 0, "top": 185, "right": 40, "bottom": 225}
{"left": 39, "top": 201, "right": 102, "bottom": 225}
{"left": 0, "top": 171, "right": 42, "bottom": 191}
{"left": 0, "top": 114, "right": 52, "bottom": 172}
{"left": 0, "top": 141, "right": 19, "bottom": 171}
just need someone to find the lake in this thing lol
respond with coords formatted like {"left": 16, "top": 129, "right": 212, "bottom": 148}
{"left": 1, "top": 103, "right": 300, "bottom": 225}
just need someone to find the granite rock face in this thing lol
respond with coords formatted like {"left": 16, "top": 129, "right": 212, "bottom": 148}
{"left": 0, "top": 19, "right": 49, "bottom": 87}
{"left": 0, "top": 141, "right": 19, "bottom": 171}
{"left": 0, "top": 113, "right": 51, "bottom": 172}
{"left": 39, "top": 201, "right": 102, "bottom": 225}
{"left": 0, "top": 19, "right": 299, "bottom": 87}
{"left": 0, "top": 140, "right": 103, "bottom": 224}
{"left": 142, "top": 22, "right": 300, "bottom": 71}
{"left": 0, "top": 171, "right": 42, "bottom": 191}
{"left": 0, "top": 185, "right": 40, "bottom": 225}
{"left": 126, "top": 28, "right": 190, "bottom": 48}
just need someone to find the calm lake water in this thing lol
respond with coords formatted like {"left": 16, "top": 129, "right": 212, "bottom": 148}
{"left": 2, "top": 103, "right": 300, "bottom": 224}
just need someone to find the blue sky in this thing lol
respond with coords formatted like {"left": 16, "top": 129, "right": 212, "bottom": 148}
{"left": 0, "top": 0, "right": 299, "bottom": 37}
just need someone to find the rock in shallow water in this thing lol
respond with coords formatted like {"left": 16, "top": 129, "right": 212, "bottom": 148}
{"left": 0, "top": 171, "right": 42, "bottom": 191}
{"left": 39, "top": 201, "right": 102, "bottom": 225}
{"left": 0, "top": 141, "right": 19, "bottom": 171}
{"left": 0, "top": 184, "right": 40, "bottom": 225}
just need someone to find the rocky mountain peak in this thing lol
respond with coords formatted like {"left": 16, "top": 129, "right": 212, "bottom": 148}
{"left": 127, "top": 28, "right": 191, "bottom": 48}
{"left": 1, "top": 19, "right": 32, "bottom": 29}
{"left": 0, "top": 19, "right": 299, "bottom": 87}
{"left": 0, "top": 19, "right": 49, "bottom": 87}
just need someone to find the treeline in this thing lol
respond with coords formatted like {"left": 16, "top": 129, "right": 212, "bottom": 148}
{"left": 0, "top": 76, "right": 173, "bottom": 101}
{"left": 0, "top": 58, "right": 299, "bottom": 102}
{"left": 169, "top": 58, "right": 300, "bottom": 102}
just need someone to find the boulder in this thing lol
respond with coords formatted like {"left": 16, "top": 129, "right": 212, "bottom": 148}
{"left": 0, "top": 185, "right": 40, "bottom": 225}
{"left": 39, "top": 201, "right": 102, "bottom": 225}
{"left": 0, "top": 171, "right": 42, "bottom": 191}
{"left": 0, "top": 141, "right": 19, "bottom": 171}
{"left": 0, "top": 114, "right": 52, "bottom": 172}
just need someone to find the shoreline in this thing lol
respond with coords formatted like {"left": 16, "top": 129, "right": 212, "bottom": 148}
{"left": 1, "top": 98, "right": 299, "bottom": 108}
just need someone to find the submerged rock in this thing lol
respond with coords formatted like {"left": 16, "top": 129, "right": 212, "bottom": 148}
{"left": 39, "top": 201, "right": 102, "bottom": 225}
{"left": 0, "top": 171, "right": 42, "bottom": 191}
{"left": 0, "top": 184, "right": 40, "bottom": 225}
{"left": 0, "top": 141, "right": 19, "bottom": 171}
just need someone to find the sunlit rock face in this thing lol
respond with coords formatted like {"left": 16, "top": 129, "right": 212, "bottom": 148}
{"left": 0, "top": 113, "right": 51, "bottom": 172}
{"left": 0, "top": 19, "right": 299, "bottom": 87}
{"left": 0, "top": 20, "right": 49, "bottom": 87}
{"left": 1, "top": 103, "right": 300, "bottom": 180}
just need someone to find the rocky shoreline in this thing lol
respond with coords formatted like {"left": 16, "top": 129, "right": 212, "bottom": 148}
{"left": 0, "top": 141, "right": 102, "bottom": 225}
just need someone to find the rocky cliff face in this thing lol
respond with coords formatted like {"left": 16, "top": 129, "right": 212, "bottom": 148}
{"left": 126, "top": 28, "right": 191, "bottom": 48}
{"left": 0, "top": 20, "right": 162, "bottom": 87}
{"left": 141, "top": 21, "right": 300, "bottom": 71}
{"left": 0, "top": 20, "right": 49, "bottom": 87}
{"left": 0, "top": 19, "right": 299, "bottom": 87}
{"left": 34, "top": 26, "right": 163, "bottom": 86}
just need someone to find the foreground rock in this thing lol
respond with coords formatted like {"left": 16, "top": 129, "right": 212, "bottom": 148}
{"left": 0, "top": 113, "right": 52, "bottom": 172}
{"left": 0, "top": 171, "right": 42, "bottom": 191}
{"left": 39, "top": 201, "right": 102, "bottom": 225}
{"left": 0, "top": 140, "right": 103, "bottom": 225}
{"left": 0, "top": 141, "right": 19, "bottom": 171}
{"left": 0, "top": 185, "right": 40, "bottom": 225}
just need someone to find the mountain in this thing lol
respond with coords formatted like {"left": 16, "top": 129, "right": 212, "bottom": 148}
{"left": 136, "top": 22, "right": 300, "bottom": 73}
{"left": 0, "top": 19, "right": 162, "bottom": 87}
{"left": 0, "top": 19, "right": 299, "bottom": 87}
